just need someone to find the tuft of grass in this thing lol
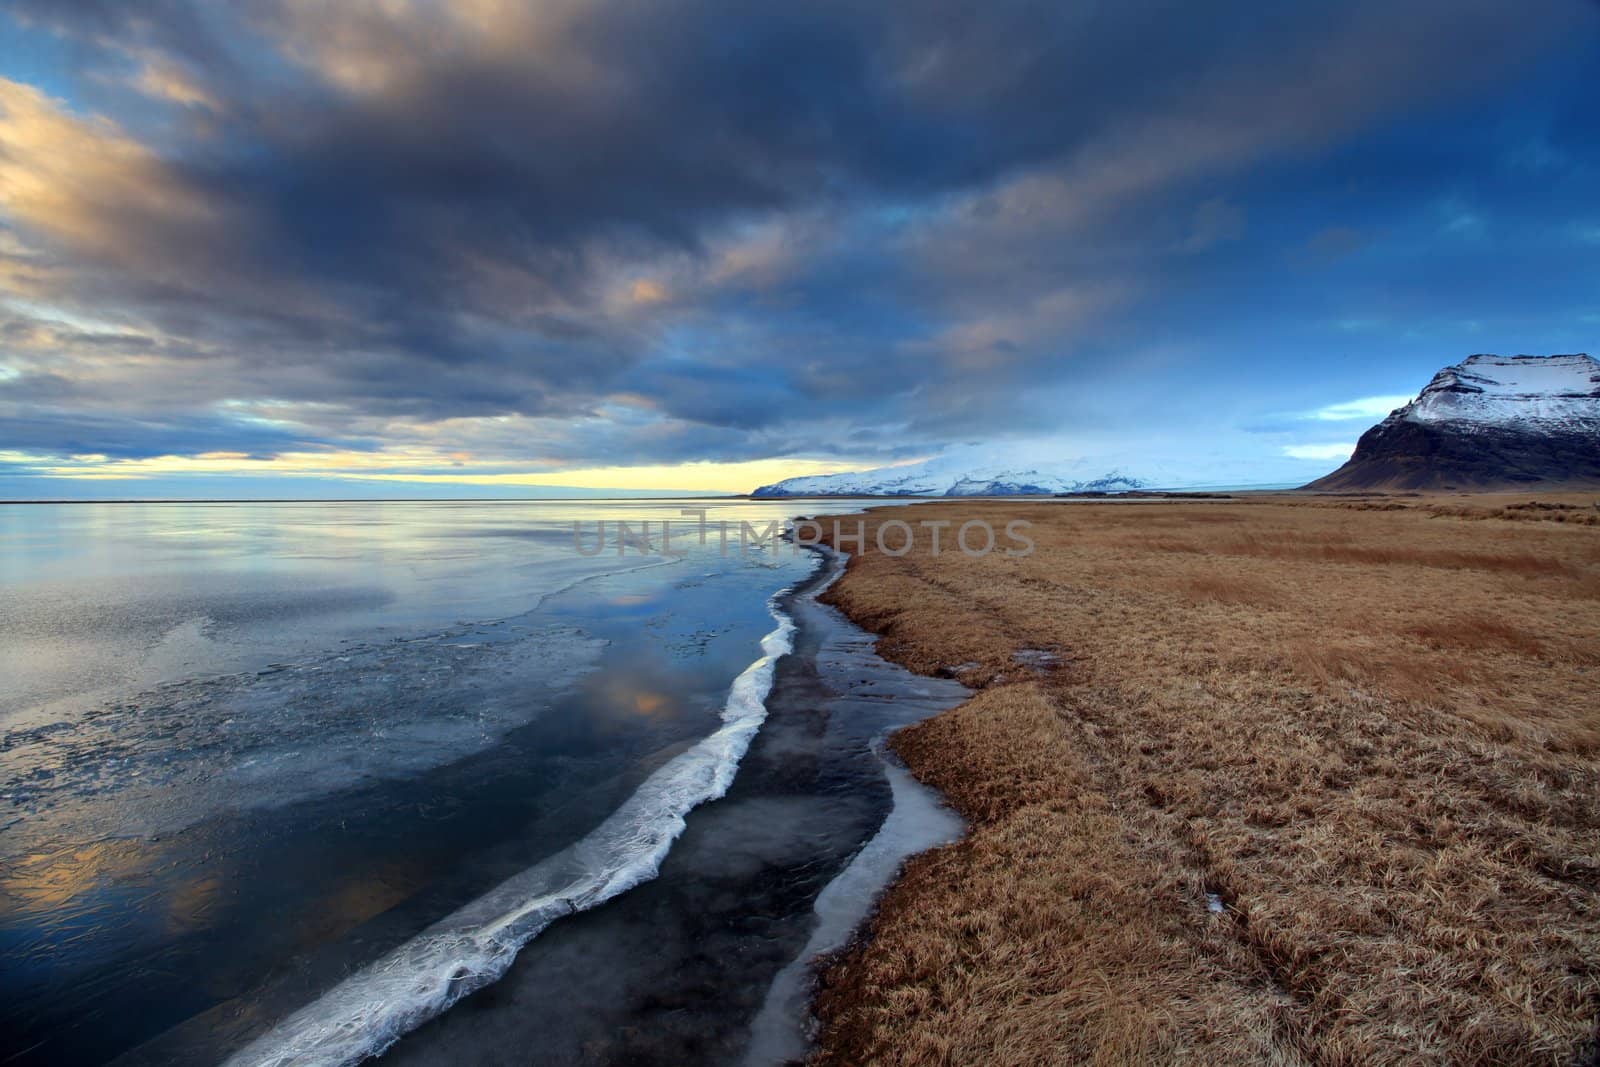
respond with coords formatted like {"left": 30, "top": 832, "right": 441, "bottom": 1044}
{"left": 1407, "top": 615, "right": 1549, "bottom": 658}
{"left": 1181, "top": 573, "right": 1281, "bottom": 607}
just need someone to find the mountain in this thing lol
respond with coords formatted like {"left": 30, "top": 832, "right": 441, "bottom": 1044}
{"left": 1305, "top": 354, "right": 1600, "bottom": 492}
{"left": 752, "top": 455, "right": 1149, "bottom": 498}
{"left": 749, "top": 445, "right": 1279, "bottom": 498}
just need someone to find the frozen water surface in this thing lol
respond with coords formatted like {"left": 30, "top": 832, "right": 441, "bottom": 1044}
{"left": 0, "top": 499, "right": 949, "bottom": 1067}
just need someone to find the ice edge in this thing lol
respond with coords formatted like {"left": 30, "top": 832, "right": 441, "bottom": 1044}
{"left": 222, "top": 575, "right": 808, "bottom": 1067}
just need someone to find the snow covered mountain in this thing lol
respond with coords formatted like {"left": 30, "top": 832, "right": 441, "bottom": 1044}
{"left": 1399, "top": 353, "right": 1600, "bottom": 429}
{"left": 749, "top": 445, "right": 1269, "bottom": 498}
{"left": 753, "top": 457, "right": 1146, "bottom": 498}
{"left": 1306, "top": 354, "right": 1600, "bottom": 491}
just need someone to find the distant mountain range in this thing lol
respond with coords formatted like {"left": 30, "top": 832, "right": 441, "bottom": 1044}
{"left": 751, "top": 453, "right": 1151, "bottom": 498}
{"left": 1306, "top": 354, "right": 1600, "bottom": 491}
{"left": 749, "top": 447, "right": 1282, "bottom": 498}
{"left": 751, "top": 353, "right": 1600, "bottom": 498}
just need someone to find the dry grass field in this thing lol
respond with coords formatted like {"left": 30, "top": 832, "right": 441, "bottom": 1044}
{"left": 807, "top": 495, "right": 1600, "bottom": 1067}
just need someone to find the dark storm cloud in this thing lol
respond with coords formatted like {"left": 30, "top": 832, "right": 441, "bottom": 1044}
{"left": 1, "top": 0, "right": 1597, "bottom": 476}
{"left": 0, "top": 405, "right": 347, "bottom": 460}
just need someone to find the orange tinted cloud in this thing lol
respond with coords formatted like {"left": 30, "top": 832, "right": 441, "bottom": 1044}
{"left": 0, "top": 79, "right": 219, "bottom": 263}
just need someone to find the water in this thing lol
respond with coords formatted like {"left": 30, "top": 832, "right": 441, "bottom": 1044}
{"left": 0, "top": 500, "right": 961, "bottom": 1066}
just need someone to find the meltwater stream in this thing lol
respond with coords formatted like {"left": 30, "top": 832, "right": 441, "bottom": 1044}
{"left": 0, "top": 501, "right": 964, "bottom": 1066}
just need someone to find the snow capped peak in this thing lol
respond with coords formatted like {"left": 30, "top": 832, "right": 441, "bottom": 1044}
{"left": 750, "top": 445, "right": 1155, "bottom": 497}
{"left": 748, "top": 442, "right": 1290, "bottom": 498}
{"left": 1399, "top": 353, "right": 1599, "bottom": 430}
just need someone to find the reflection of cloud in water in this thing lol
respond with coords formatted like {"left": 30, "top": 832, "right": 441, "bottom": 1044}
{"left": 0, "top": 620, "right": 604, "bottom": 853}
{"left": 165, "top": 875, "right": 225, "bottom": 937}
{"left": 631, "top": 691, "right": 668, "bottom": 716}
{"left": 581, "top": 668, "right": 693, "bottom": 731}
{"left": 2, "top": 839, "right": 149, "bottom": 915}
{"left": 0, "top": 838, "right": 159, "bottom": 975}
{"left": 293, "top": 867, "right": 419, "bottom": 951}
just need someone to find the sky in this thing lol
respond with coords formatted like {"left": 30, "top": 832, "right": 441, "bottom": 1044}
{"left": 1, "top": 0, "right": 1597, "bottom": 498}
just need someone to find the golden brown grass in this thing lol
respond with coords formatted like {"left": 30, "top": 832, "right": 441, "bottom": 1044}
{"left": 809, "top": 498, "right": 1600, "bottom": 1067}
{"left": 1320, "top": 493, "right": 1600, "bottom": 527}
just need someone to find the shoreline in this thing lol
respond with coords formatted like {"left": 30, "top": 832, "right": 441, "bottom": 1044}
{"left": 357, "top": 540, "right": 968, "bottom": 1065}
{"left": 742, "top": 548, "right": 966, "bottom": 1065}
{"left": 220, "top": 580, "right": 800, "bottom": 1067}
{"left": 804, "top": 497, "right": 1600, "bottom": 1065}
